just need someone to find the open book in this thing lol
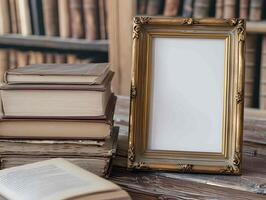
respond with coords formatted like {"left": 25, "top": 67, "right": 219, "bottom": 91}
{"left": 0, "top": 158, "right": 131, "bottom": 200}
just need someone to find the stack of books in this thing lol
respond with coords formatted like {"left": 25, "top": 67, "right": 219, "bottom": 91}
{"left": 0, "top": 63, "right": 117, "bottom": 177}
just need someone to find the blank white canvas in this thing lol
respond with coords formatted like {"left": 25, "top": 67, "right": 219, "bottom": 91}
{"left": 148, "top": 37, "right": 225, "bottom": 153}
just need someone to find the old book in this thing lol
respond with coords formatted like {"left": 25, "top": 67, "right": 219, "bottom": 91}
{"left": 1, "top": 77, "right": 114, "bottom": 119}
{"left": 67, "top": 54, "right": 78, "bottom": 64}
{"left": 0, "top": 96, "right": 116, "bottom": 139}
{"left": 5, "top": 63, "right": 110, "bottom": 84}
{"left": 16, "top": 51, "right": 29, "bottom": 68}
{"left": 45, "top": 53, "right": 55, "bottom": 63}
{"left": 0, "top": 158, "right": 130, "bottom": 200}
{"left": 223, "top": 0, "right": 236, "bottom": 18}
{"left": 83, "top": 0, "right": 99, "bottom": 40}
{"left": 215, "top": 0, "right": 223, "bottom": 18}
{"left": 146, "top": 0, "right": 162, "bottom": 15}
{"left": 98, "top": 0, "right": 107, "bottom": 39}
{"left": 55, "top": 54, "right": 66, "bottom": 63}
{"left": 8, "top": 49, "right": 17, "bottom": 69}
{"left": 42, "top": 0, "right": 59, "bottom": 36}
{"left": 17, "top": 0, "right": 32, "bottom": 35}
{"left": 163, "top": 0, "right": 180, "bottom": 16}
{"left": 70, "top": 0, "right": 85, "bottom": 38}
{"left": 239, "top": 0, "right": 249, "bottom": 19}
{"left": 29, "top": 0, "right": 44, "bottom": 35}
{"left": 260, "top": 36, "right": 266, "bottom": 109}
{"left": 182, "top": 0, "right": 194, "bottom": 17}
{"left": 245, "top": 35, "right": 258, "bottom": 107}
{"left": 0, "top": 49, "right": 8, "bottom": 83}
{"left": 28, "top": 51, "right": 38, "bottom": 64}
{"left": 0, "top": 0, "right": 11, "bottom": 35}
{"left": 35, "top": 51, "right": 45, "bottom": 63}
{"left": 0, "top": 126, "right": 119, "bottom": 177}
{"left": 8, "top": 0, "right": 18, "bottom": 33}
{"left": 138, "top": 0, "right": 148, "bottom": 14}
{"left": 58, "top": 0, "right": 71, "bottom": 38}
{"left": 249, "top": 0, "right": 263, "bottom": 21}
{"left": 193, "top": 0, "right": 210, "bottom": 18}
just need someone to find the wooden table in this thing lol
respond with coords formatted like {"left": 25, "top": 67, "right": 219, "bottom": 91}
{"left": 112, "top": 97, "right": 266, "bottom": 200}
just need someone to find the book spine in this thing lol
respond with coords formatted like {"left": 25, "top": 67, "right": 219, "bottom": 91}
{"left": 0, "top": 0, "right": 11, "bottom": 35}
{"left": 42, "top": 0, "right": 59, "bottom": 36}
{"left": 146, "top": 0, "right": 162, "bottom": 15}
{"left": 98, "top": 0, "right": 107, "bottom": 39}
{"left": 16, "top": 51, "right": 29, "bottom": 67}
{"left": 29, "top": 0, "right": 44, "bottom": 35}
{"left": 83, "top": 0, "right": 99, "bottom": 40}
{"left": 138, "top": 0, "right": 148, "bottom": 14}
{"left": 215, "top": 0, "right": 223, "bottom": 18}
{"left": 69, "top": 0, "right": 85, "bottom": 38}
{"left": 245, "top": 35, "right": 258, "bottom": 107}
{"left": 58, "top": 0, "right": 71, "bottom": 38}
{"left": 8, "top": 49, "right": 17, "bottom": 69}
{"left": 260, "top": 35, "right": 266, "bottom": 109}
{"left": 55, "top": 54, "right": 66, "bottom": 64}
{"left": 182, "top": 0, "right": 193, "bottom": 17}
{"left": 0, "top": 49, "right": 9, "bottom": 82}
{"left": 35, "top": 51, "right": 45, "bottom": 64}
{"left": 28, "top": 51, "right": 37, "bottom": 64}
{"left": 17, "top": 0, "right": 32, "bottom": 35}
{"left": 45, "top": 53, "right": 55, "bottom": 63}
{"left": 163, "top": 0, "right": 180, "bottom": 17}
{"left": 15, "top": 0, "right": 21, "bottom": 33}
{"left": 223, "top": 0, "right": 236, "bottom": 18}
{"left": 239, "top": 0, "right": 249, "bottom": 19}
{"left": 193, "top": 0, "right": 210, "bottom": 18}
{"left": 67, "top": 54, "right": 77, "bottom": 64}
{"left": 249, "top": 0, "right": 263, "bottom": 21}
{"left": 8, "top": 0, "right": 18, "bottom": 33}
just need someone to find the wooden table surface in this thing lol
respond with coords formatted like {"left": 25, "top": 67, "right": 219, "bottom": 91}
{"left": 112, "top": 97, "right": 266, "bottom": 200}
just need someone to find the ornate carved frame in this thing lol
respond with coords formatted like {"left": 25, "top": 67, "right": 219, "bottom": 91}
{"left": 128, "top": 17, "right": 245, "bottom": 174}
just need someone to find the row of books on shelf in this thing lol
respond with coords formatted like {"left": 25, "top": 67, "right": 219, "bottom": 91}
{"left": 0, "top": 49, "right": 92, "bottom": 75}
{"left": 138, "top": 0, "right": 263, "bottom": 20}
{"left": 0, "top": 0, "right": 107, "bottom": 40}
{"left": 0, "top": 63, "right": 117, "bottom": 178}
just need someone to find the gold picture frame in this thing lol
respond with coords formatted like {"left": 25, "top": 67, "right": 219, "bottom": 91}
{"left": 128, "top": 17, "right": 245, "bottom": 174}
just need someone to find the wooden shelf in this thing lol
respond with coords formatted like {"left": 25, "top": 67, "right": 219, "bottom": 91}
{"left": 0, "top": 34, "right": 108, "bottom": 52}
{"left": 247, "top": 21, "right": 266, "bottom": 34}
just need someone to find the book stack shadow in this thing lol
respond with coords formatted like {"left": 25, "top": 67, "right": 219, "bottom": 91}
{"left": 0, "top": 63, "right": 117, "bottom": 177}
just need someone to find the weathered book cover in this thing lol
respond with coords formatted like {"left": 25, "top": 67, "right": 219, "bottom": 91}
{"left": 70, "top": 0, "right": 85, "bottom": 38}
{"left": 146, "top": 0, "right": 162, "bottom": 15}
{"left": 83, "top": 0, "right": 99, "bottom": 40}
{"left": 58, "top": 0, "right": 71, "bottom": 38}
{"left": 29, "top": 0, "right": 44, "bottom": 35}
{"left": 182, "top": 0, "right": 193, "bottom": 17}
{"left": 17, "top": 0, "right": 32, "bottom": 35}
{"left": 8, "top": 0, "right": 18, "bottom": 33}
{"left": 163, "top": 0, "right": 180, "bottom": 17}
{"left": 193, "top": 0, "right": 210, "bottom": 18}
{"left": 42, "top": 0, "right": 59, "bottom": 36}
{"left": 239, "top": 0, "right": 250, "bottom": 19}
{"left": 223, "top": 0, "right": 236, "bottom": 18}
{"left": 249, "top": 0, "right": 263, "bottom": 21}
{"left": 0, "top": 0, "right": 11, "bottom": 35}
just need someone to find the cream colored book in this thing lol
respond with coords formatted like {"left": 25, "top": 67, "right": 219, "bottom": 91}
{"left": 1, "top": 73, "right": 114, "bottom": 118}
{"left": 5, "top": 63, "right": 110, "bottom": 84}
{"left": 0, "top": 158, "right": 131, "bottom": 200}
{"left": 0, "top": 95, "right": 116, "bottom": 139}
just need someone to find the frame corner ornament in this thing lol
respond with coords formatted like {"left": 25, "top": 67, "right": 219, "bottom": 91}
{"left": 130, "top": 85, "right": 137, "bottom": 99}
{"left": 235, "top": 90, "right": 243, "bottom": 104}
{"left": 177, "top": 164, "right": 193, "bottom": 172}
{"left": 128, "top": 145, "right": 135, "bottom": 163}
{"left": 133, "top": 16, "right": 151, "bottom": 39}
{"left": 226, "top": 18, "right": 245, "bottom": 41}
{"left": 182, "top": 18, "right": 195, "bottom": 25}
{"left": 221, "top": 151, "right": 241, "bottom": 174}
{"left": 132, "top": 162, "right": 150, "bottom": 170}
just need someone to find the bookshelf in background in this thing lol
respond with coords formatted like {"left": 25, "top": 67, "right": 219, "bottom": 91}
{"left": 0, "top": 0, "right": 109, "bottom": 78}
{"left": 136, "top": 0, "right": 266, "bottom": 112}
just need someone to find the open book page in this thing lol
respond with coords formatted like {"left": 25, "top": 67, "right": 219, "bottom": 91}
{"left": 0, "top": 158, "right": 119, "bottom": 200}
